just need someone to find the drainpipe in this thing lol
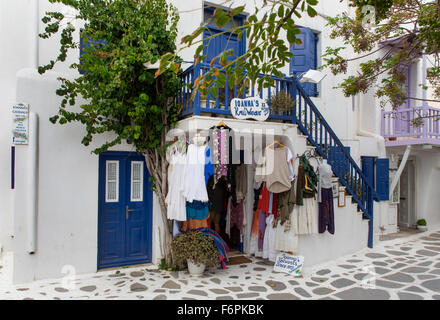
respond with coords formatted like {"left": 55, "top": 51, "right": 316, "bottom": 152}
{"left": 27, "top": 112, "right": 39, "bottom": 254}
{"left": 389, "top": 145, "right": 411, "bottom": 200}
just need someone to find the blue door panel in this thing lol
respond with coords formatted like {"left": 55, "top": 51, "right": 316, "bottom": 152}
{"left": 290, "top": 27, "right": 318, "bottom": 96}
{"left": 376, "top": 158, "right": 390, "bottom": 201}
{"left": 361, "top": 157, "right": 375, "bottom": 188}
{"left": 98, "top": 151, "right": 152, "bottom": 269}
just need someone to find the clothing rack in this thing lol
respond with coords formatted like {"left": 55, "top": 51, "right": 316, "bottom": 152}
{"left": 297, "top": 148, "right": 321, "bottom": 161}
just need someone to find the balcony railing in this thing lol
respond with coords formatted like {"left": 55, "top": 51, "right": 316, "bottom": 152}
{"left": 177, "top": 62, "right": 296, "bottom": 122}
{"left": 381, "top": 106, "right": 440, "bottom": 145}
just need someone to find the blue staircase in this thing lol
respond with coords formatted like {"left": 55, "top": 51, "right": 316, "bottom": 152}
{"left": 291, "top": 78, "right": 376, "bottom": 248}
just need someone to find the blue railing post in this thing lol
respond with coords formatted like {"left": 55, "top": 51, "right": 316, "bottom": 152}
{"left": 194, "top": 63, "right": 201, "bottom": 116}
{"left": 367, "top": 188, "right": 374, "bottom": 248}
{"left": 290, "top": 77, "right": 298, "bottom": 124}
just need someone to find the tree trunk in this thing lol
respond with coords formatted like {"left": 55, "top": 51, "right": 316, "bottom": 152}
{"left": 143, "top": 148, "right": 173, "bottom": 267}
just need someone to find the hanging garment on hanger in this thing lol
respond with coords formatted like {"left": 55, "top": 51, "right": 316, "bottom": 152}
{"left": 296, "top": 155, "right": 318, "bottom": 206}
{"left": 166, "top": 142, "right": 187, "bottom": 221}
{"left": 204, "top": 146, "right": 214, "bottom": 186}
{"left": 274, "top": 206, "right": 299, "bottom": 253}
{"left": 262, "top": 214, "right": 278, "bottom": 262}
{"left": 256, "top": 144, "right": 292, "bottom": 193}
{"left": 257, "top": 183, "right": 278, "bottom": 216}
{"left": 182, "top": 143, "right": 209, "bottom": 203}
{"left": 318, "top": 187, "right": 335, "bottom": 234}
{"left": 296, "top": 197, "right": 318, "bottom": 235}
{"left": 257, "top": 209, "right": 266, "bottom": 253}
{"left": 276, "top": 181, "right": 296, "bottom": 225}
{"left": 207, "top": 176, "right": 228, "bottom": 229}
{"left": 249, "top": 209, "right": 260, "bottom": 255}
{"left": 235, "top": 163, "right": 247, "bottom": 201}
{"left": 317, "top": 160, "right": 333, "bottom": 203}
{"left": 211, "top": 128, "right": 228, "bottom": 184}
{"left": 172, "top": 220, "right": 182, "bottom": 238}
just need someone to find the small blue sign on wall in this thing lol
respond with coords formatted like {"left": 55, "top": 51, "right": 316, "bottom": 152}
{"left": 12, "top": 103, "right": 29, "bottom": 145}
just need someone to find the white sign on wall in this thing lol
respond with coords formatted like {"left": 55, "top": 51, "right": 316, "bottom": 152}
{"left": 273, "top": 253, "right": 304, "bottom": 276}
{"left": 12, "top": 103, "right": 29, "bottom": 145}
{"left": 230, "top": 97, "right": 270, "bottom": 121}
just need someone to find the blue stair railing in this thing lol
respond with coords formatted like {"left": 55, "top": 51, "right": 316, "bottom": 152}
{"left": 291, "top": 78, "right": 376, "bottom": 248}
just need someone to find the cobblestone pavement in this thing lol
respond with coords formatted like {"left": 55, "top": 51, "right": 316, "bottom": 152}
{"left": 1, "top": 229, "right": 439, "bottom": 300}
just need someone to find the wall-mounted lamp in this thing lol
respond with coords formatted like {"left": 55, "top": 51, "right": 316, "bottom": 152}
{"left": 298, "top": 69, "right": 327, "bottom": 84}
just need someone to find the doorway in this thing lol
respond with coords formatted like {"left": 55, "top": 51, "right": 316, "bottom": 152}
{"left": 398, "top": 159, "right": 416, "bottom": 228}
{"left": 97, "top": 151, "right": 153, "bottom": 269}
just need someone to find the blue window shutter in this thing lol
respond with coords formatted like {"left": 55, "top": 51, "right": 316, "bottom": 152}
{"left": 203, "top": 28, "right": 243, "bottom": 65}
{"left": 290, "top": 27, "right": 317, "bottom": 97}
{"left": 328, "top": 146, "right": 350, "bottom": 178}
{"left": 376, "top": 158, "right": 389, "bottom": 201}
{"left": 361, "top": 157, "right": 375, "bottom": 189}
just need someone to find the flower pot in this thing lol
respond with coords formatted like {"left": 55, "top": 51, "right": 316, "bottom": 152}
{"left": 388, "top": 137, "right": 397, "bottom": 141}
{"left": 417, "top": 225, "right": 428, "bottom": 232}
{"left": 187, "top": 259, "right": 206, "bottom": 276}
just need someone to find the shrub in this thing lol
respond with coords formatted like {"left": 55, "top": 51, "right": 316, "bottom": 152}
{"left": 417, "top": 219, "right": 427, "bottom": 226}
{"left": 171, "top": 231, "right": 219, "bottom": 269}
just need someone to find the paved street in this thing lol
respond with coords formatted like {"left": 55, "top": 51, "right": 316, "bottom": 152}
{"left": 0, "top": 229, "right": 439, "bottom": 300}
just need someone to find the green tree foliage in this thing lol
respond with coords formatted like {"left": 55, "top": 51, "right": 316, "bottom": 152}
{"left": 322, "top": 0, "right": 440, "bottom": 108}
{"left": 156, "top": 0, "right": 320, "bottom": 98}
{"left": 39, "top": 0, "right": 182, "bottom": 263}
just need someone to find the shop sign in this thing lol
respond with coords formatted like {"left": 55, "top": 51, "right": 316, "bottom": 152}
{"left": 230, "top": 97, "right": 270, "bottom": 121}
{"left": 12, "top": 103, "right": 29, "bottom": 145}
{"left": 273, "top": 253, "right": 304, "bottom": 276}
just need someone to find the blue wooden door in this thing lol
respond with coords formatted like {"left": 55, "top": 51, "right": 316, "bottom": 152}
{"left": 290, "top": 27, "right": 318, "bottom": 97}
{"left": 98, "top": 151, "right": 152, "bottom": 269}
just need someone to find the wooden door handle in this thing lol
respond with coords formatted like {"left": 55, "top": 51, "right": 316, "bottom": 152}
{"left": 126, "top": 206, "right": 135, "bottom": 219}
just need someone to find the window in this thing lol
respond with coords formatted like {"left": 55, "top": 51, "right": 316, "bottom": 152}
{"left": 130, "top": 161, "right": 144, "bottom": 202}
{"left": 105, "top": 161, "right": 119, "bottom": 202}
{"left": 290, "top": 27, "right": 319, "bottom": 97}
{"left": 79, "top": 30, "right": 107, "bottom": 74}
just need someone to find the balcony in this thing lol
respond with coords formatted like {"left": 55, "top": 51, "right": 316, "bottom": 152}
{"left": 381, "top": 106, "right": 440, "bottom": 147}
{"left": 177, "top": 63, "right": 297, "bottom": 122}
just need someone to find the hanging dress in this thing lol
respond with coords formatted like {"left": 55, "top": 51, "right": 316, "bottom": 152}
{"left": 182, "top": 144, "right": 209, "bottom": 203}
{"left": 166, "top": 144, "right": 187, "bottom": 221}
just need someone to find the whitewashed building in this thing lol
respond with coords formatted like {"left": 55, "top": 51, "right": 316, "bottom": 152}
{"left": 0, "top": 0, "right": 437, "bottom": 284}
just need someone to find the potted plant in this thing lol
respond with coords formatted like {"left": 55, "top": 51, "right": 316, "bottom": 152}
{"left": 416, "top": 219, "right": 428, "bottom": 231}
{"left": 200, "top": 93, "right": 216, "bottom": 109}
{"left": 267, "top": 91, "right": 295, "bottom": 116}
{"left": 171, "top": 231, "right": 219, "bottom": 276}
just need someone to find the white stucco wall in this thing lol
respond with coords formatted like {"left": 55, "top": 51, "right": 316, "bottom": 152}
{"left": 414, "top": 151, "right": 440, "bottom": 228}
{"left": 13, "top": 69, "right": 165, "bottom": 283}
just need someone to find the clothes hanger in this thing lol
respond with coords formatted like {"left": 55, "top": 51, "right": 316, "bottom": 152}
{"left": 266, "top": 140, "right": 286, "bottom": 149}
{"left": 216, "top": 120, "right": 228, "bottom": 127}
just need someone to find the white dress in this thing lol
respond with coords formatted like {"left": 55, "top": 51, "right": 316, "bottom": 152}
{"left": 182, "top": 144, "right": 209, "bottom": 203}
{"left": 274, "top": 207, "right": 299, "bottom": 253}
{"left": 296, "top": 198, "right": 318, "bottom": 235}
{"left": 166, "top": 151, "right": 187, "bottom": 221}
{"left": 262, "top": 214, "right": 278, "bottom": 262}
